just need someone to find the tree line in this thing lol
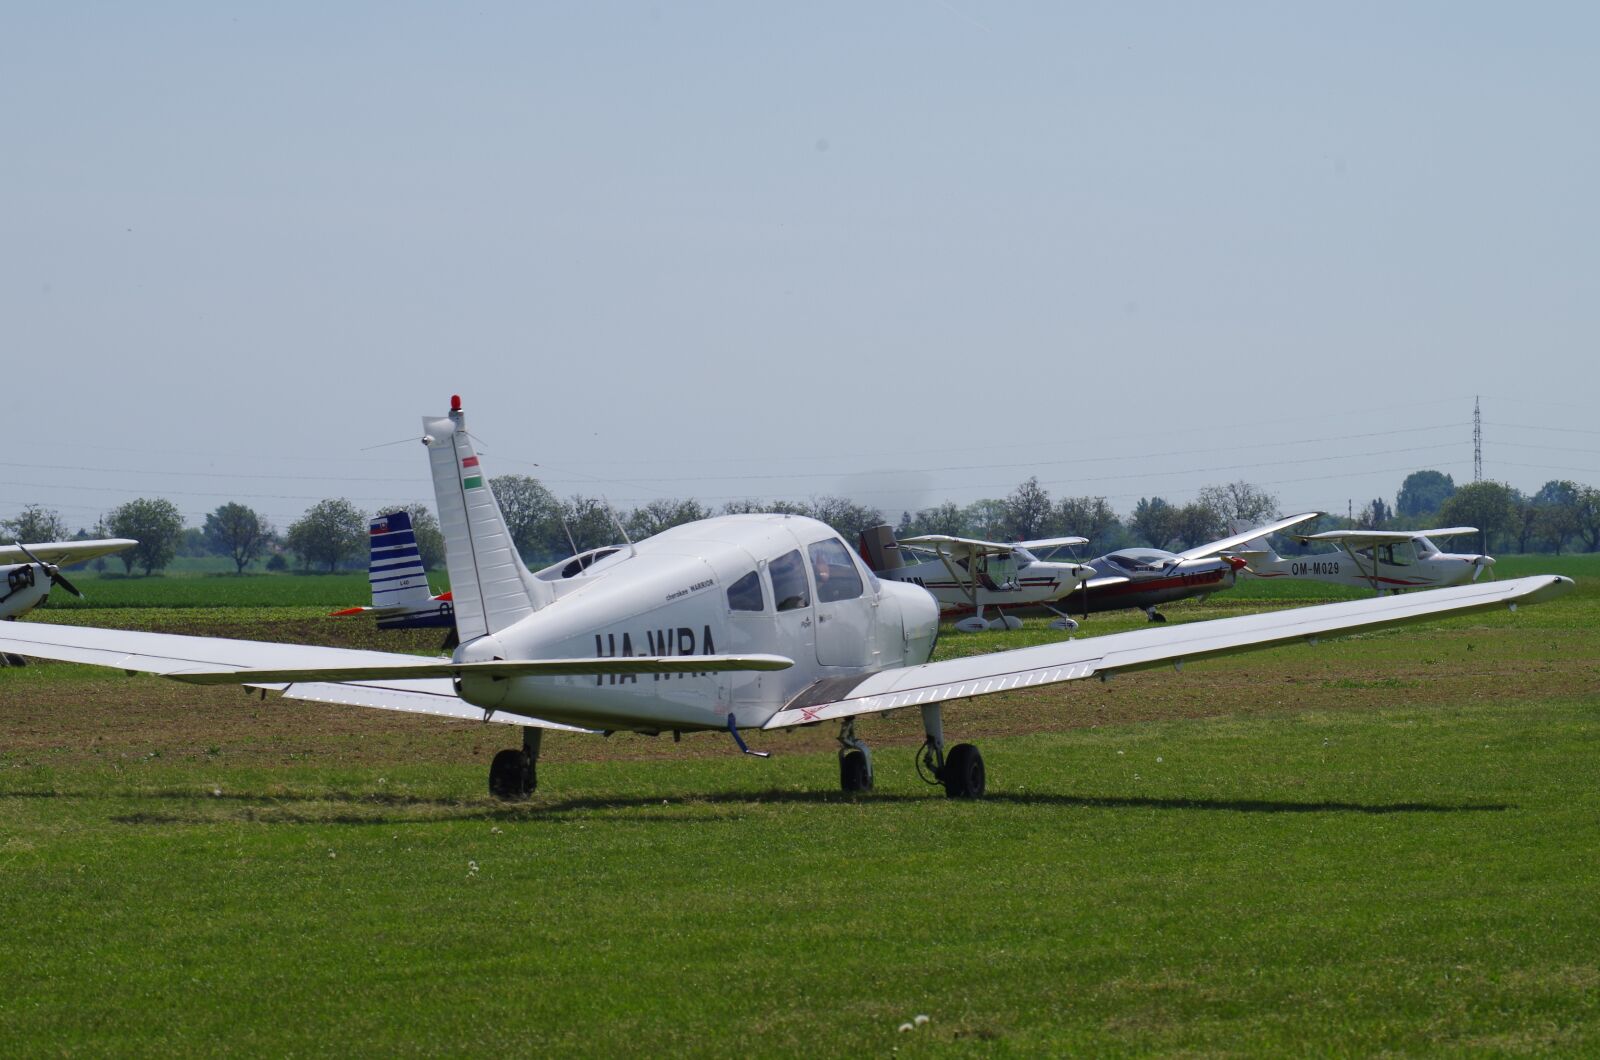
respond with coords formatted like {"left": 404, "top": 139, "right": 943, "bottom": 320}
{"left": 6, "top": 468, "right": 1600, "bottom": 576}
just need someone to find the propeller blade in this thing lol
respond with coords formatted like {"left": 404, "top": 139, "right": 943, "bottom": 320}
{"left": 14, "top": 543, "right": 44, "bottom": 567}
{"left": 50, "top": 569, "right": 85, "bottom": 598}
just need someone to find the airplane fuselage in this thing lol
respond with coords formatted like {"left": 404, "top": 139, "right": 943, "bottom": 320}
{"left": 0, "top": 564, "right": 51, "bottom": 620}
{"left": 1243, "top": 546, "right": 1488, "bottom": 592}
{"left": 449, "top": 515, "right": 939, "bottom": 733}
{"left": 880, "top": 554, "right": 1090, "bottom": 619}
{"left": 1064, "top": 551, "right": 1243, "bottom": 616}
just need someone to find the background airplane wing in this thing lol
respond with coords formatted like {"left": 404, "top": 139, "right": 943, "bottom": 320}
{"left": 1178, "top": 511, "right": 1323, "bottom": 560}
{"left": 1293, "top": 529, "right": 1417, "bottom": 545}
{"left": 763, "top": 574, "right": 1572, "bottom": 729}
{"left": 899, "top": 534, "right": 1014, "bottom": 559}
{"left": 0, "top": 622, "right": 589, "bottom": 731}
{"left": 0, "top": 538, "right": 139, "bottom": 567}
{"left": 1013, "top": 536, "right": 1088, "bottom": 552}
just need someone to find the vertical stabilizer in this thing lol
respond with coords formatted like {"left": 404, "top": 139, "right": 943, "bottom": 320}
{"left": 423, "top": 397, "right": 550, "bottom": 642}
{"left": 857, "top": 525, "right": 904, "bottom": 573}
{"left": 368, "top": 511, "right": 435, "bottom": 612}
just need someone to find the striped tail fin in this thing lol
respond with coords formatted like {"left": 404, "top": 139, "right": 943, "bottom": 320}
{"left": 368, "top": 511, "right": 436, "bottom": 614}
{"left": 423, "top": 396, "right": 550, "bottom": 642}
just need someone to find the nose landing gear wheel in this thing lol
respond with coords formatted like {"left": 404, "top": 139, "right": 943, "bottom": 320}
{"left": 489, "top": 748, "right": 533, "bottom": 800}
{"left": 941, "top": 743, "right": 986, "bottom": 799}
{"left": 840, "top": 749, "right": 872, "bottom": 793}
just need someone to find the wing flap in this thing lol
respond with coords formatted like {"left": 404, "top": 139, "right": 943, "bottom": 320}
{"left": 170, "top": 654, "right": 795, "bottom": 685}
{"left": 763, "top": 574, "right": 1572, "bottom": 729}
{"left": 268, "top": 679, "right": 592, "bottom": 731}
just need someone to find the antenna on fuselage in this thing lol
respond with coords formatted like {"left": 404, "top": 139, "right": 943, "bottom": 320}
{"left": 602, "top": 496, "right": 637, "bottom": 558}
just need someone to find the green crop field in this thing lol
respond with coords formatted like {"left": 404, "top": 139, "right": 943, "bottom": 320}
{"left": 2, "top": 557, "right": 1597, "bottom": 1054}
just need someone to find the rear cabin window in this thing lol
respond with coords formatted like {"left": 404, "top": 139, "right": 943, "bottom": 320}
{"left": 727, "top": 570, "right": 765, "bottom": 612}
{"left": 770, "top": 550, "right": 810, "bottom": 612}
{"left": 808, "top": 539, "right": 864, "bottom": 602}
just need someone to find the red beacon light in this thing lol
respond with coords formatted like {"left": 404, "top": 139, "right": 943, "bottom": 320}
{"left": 450, "top": 394, "right": 462, "bottom": 412}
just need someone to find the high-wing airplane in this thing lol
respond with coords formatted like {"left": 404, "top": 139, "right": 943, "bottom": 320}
{"left": 1233, "top": 527, "right": 1494, "bottom": 594}
{"left": 329, "top": 511, "right": 455, "bottom": 631}
{"left": 0, "top": 401, "right": 1572, "bottom": 801}
{"left": 1, "top": 538, "right": 137, "bottom": 621}
{"left": 1054, "top": 513, "right": 1325, "bottom": 623}
{"left": 858, "top": 526, "right": 1096, "bottom": 632}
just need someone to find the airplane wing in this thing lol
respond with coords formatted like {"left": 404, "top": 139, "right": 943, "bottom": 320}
{"left": 1178, "top": 512, "right": 1323, "bottom": 560}
{"left": 1013, "top": 536, "right": 1089, "bottom": 552}
{"left": 1292, "top": 527, "right": 1480, "bottom": 546}
{"left": 0, "top": 622, "right": 782, "bottom": 730}
{"left": 899, "top": 535, "right": 1017, "bottom": 560}
{"left": 1295, "top": 527, "right": 1483, "bottom": 545}
{"left": 763, "top": 574, "right": 1572, "bottom": 729}
{"left": 0, "top": 538, "right": 138, "bottom": 567}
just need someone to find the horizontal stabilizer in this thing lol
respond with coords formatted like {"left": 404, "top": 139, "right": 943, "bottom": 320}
{"left": 167, "top": 654, "right": 796, "bottom": 686}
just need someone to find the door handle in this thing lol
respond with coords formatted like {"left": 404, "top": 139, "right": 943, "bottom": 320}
{"left": 818, "top": 614, "right": 829, "bottom": 623}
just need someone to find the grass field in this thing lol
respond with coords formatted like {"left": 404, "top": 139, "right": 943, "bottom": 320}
{"left": 2, "top": 557, "right": 1597, "bottom": 1054}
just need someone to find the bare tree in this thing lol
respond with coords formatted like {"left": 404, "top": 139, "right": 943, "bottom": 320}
{"left": 2, "top": 504, "right": 68, "bottom": 544}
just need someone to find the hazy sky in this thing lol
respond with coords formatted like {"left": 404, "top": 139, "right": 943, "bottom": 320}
{"left": 5, "top": 2, "right": 1597, "bottom": 534}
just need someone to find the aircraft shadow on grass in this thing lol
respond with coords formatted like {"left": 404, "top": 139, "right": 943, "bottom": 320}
{"left": 0, "top": 788, "right": 1513, "bottom": 826}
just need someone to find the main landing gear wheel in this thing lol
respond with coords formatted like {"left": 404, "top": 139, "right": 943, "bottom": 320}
{"left": 837, "top": 717, "right": 874, "bottom": 793}
{"left": 489, "top": 728, "right": 542, "bottom": 800}
{"left": 1145, "top": 608, "right": 1167, "bottom": 623}
{"left": 942, "top": 743, "right": 986, "bottom": 799}
{"left": 488, "top": 749, "right": 531, "bottom": 800}
{"left": 840, "top": 750, "right": 872, "bottom": 793}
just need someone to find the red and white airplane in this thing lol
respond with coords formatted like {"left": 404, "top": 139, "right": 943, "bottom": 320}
{"left": 1233, "top": 527, "right": 1495, "bottom": 594}
{"left": 0, "top": 398, "right": 1572, "bottom": 800}
{"left": 858, "top": 526, "right": 1096, "bottom": 632}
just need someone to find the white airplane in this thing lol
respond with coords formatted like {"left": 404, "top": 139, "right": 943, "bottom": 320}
{"left": 859, "top": 526, "right": 1097, "bottom": 633}
{"left": 0, "top": 398, "right": 1573, "bottom": 800}
{"left": 1, "top": 538, "right": 137, "bottom": 620}
{"left": 1234, "top": 527, "right": 1495, "bottom": 594}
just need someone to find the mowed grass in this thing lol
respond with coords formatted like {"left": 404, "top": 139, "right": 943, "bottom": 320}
{"left": 1, "top": 556, "right": 1598, "bottom": 1054}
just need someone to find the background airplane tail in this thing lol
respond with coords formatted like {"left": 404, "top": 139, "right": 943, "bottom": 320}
{"left": 857, "top": 525, "right": 904, "bottom": 573}
{"left": 367, "top": 511, "right": 437, "bottom": 613}
{"left": 424, "top": 397, "right": 551, "bottom": 642}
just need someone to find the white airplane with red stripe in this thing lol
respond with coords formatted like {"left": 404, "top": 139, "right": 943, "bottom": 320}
{"left": 0, "top": 397, "right": 1572, "bottom": 801}
{"left": 857, "top": 525, "right": 1096, "bottom": 632}
{"left": 1234, "top": 527, "right": 1495, "bottom": 594}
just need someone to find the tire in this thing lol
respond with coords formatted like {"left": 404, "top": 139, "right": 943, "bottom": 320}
{"left": 942, "top": 743, "right": 986, "bottom": 799}
{"left": 489, "top": 748, "right": 529, "bottom": 800}
{"left": 840, "top": 749, "right": 872, "bottom": 793}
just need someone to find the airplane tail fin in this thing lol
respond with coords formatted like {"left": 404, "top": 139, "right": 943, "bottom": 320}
{"left": 857, "top": 525, "right": 904, "bottom": 573}
{"left": 367, "top": 511, "right": 436, "bottom": 613}
{"left": 1227, "top": 534, "right": 1281, "bottom": 571}
{"left": 423, "top": 396, "right": 552, "bottom": 642}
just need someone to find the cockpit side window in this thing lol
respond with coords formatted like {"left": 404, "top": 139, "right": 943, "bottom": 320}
{"left": 727, "top": 569, "right": 765, "bottom": 612}
{"left": 808, "top": 539, "right": 864, "bottom": 603}
{"left": 770, "top": 550, "right": 810, "bottom": 612}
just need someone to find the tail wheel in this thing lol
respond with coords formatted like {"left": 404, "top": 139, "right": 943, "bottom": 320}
{"left": 489, "top": 748, "right": 531, "bottom": 800}
{"left": 839, "top": 749, "right": 873, "bottom": 793}
{"left": 942, "top": 743, "right": 986, "bottom": 799}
